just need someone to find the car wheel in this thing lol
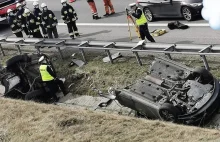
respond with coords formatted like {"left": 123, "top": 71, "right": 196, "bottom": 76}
{"left": 181, "top": 6, "right": 194, "bottom": 21}
{"left": 159, "top": 103, "right": 180, "bottom": 122}
{"left": 144, "top": 8, "right": 154, "bottom": 22}
{"left": 192, "top": 67, "right": 213, "bottom": 84}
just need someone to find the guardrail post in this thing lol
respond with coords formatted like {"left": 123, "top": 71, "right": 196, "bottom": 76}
{"left": 103, "top": 42, "right": 116, "bottom": 64}
{"left": 200, "top": 55, "right": 210, "bottom": 71}
{"left": 55, "top": 40, "right": 66, "bottom": 60}
{"left": 78, "top": 41, "right": 90, "bottom": 63}
{"left": 164, "top": 44, "right": 175, "bottom": 60}
{"left": 34, "top": 39, "right": 45, "bottom": 54}
{"left": 0, "top": 44, "right": 5, "bottom": 56}
{"left": 15, "top": 45, "right": 22, "bottom": 54}
{"left": 134, "top": 51, "right": 142, "bottom": 66}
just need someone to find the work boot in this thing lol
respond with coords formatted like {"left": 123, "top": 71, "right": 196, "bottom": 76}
{"left": 94, "top": 15, "right": 101, "bottom": 20}
{"left": 92, "top": 15, "right": 95, "bottom": 19}
{"left": 70, "top": 35, "right": 75, "bottom": 39}
{"left": 110, "top": 12, "right": 115, "bottom": 15}
{"left": 75, "top": 33, "right": 80, "bottom": 37}
{"left": 103, "top": 13, "right": 109, "bottom": 17}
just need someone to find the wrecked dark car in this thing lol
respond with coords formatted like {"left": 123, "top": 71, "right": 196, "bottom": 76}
{"left": 0, "top": 54, "right": 59, "bottom": 103}
{"left": 99, "top": 58, "right": 220, "bottom": 124}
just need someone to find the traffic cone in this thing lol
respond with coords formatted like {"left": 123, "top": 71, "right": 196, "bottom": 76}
{"left": 69, "top": 0, "right": 75, "bottom": 3}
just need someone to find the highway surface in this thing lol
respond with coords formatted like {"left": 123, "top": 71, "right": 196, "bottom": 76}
{"left": 0, "top": 0, "right": 220, "bottom": 44}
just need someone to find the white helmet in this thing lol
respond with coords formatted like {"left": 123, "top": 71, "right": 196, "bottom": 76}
{"left": 24, "top": 8, "right": 30, "bottom": 14}
{"left": 38, "top": 56, "right": 46, "bottom": 63}
{"left": 41, "top": 3, "right": 47, "bottom": 8}
{"left": 16, "top": 3, "right": 22, "bottom": 8}
{"left": 61, "top": 0, "right": 67, "bottom": 3}
{"left": 33, "top": 1, "right": 39, "bottom": 6}
{"left": 129, "top": 3, "right": 136, "bottom": 8}
{"left": 7, "top": 9, "right": 13, "bottom": 14}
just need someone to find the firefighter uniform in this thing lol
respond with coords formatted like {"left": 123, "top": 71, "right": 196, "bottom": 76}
{"left": 61, "top": 1, "right": 79, "bottom": 39}
{"left": 87, "top": 0, "right": 101, "bottom": 20}
{"left": 7, "top": 9, "right": 23, "bottom": 37}
{"left": 41, "top": 3, "right": 58, "bottom": 39}
{"left": 103, "top": 0, "right": 115, "bottom": 16}
{"left": 33, "top": 2, "right": 48, "bottom": 38}
{"left": 16, "top": 6, "right": 29, "bottom": 36}
{"left": 130, "top": 3, "right": 155, "bottom": 42}
{"left": 25, "top": 9, "right": 43, "bottom": 38}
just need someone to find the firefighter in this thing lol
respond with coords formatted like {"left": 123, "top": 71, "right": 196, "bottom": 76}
{"left": 38, "top": 56, "right": 68, "bottom": 102}
{"left": 7, "top": 9, "right": 23, "bottom": 37}
{"left": 129, "top": 3, "right": 155, "bottom": 42}
{"left": 33, "top": 1, "right": 48, "bottom": 38}
{"left": 24, "top": 9, "right": 43, "bottom": 38}
{"left": 16, "top": 3, "right": 30, "bottom": 37}
{"left": 61, "top": 0, "right": 79, "bottom": 39}
{"left": 87, "top": 0, "right": 101, "bottom": 20}
{"left": 41, "top": 3, "right": 59, "bottom": 39}
{"left": 103, "top": 0, "right": 115, "bottom": 16}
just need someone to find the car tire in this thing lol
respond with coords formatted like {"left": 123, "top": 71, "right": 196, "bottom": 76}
{"left": 192, "top": 67, "right": 213, "bottom": 84}
{"left": 159, "top": 103, "right": 180, "bottom": 122}
{"left": 143, "top": 8, "right": 154, "bottom": 22}
{"left": 25, "top": 89, "right": 46, "bottom": 102}
{"left": 6, "top": 54, "right": 31, "bottom": 69}
{"left": 181, "top": 6, "right": 194, "bottom": 21}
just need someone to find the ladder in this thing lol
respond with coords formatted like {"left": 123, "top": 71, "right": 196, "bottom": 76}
{"left": 0, "top": 37, "right": 219, "bottom": 71}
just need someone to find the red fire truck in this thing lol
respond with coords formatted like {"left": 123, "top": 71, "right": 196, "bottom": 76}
{"left": 0, "top": 0, "right": 26, "bottom": 23}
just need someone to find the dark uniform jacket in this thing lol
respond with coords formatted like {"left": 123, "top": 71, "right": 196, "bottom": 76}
{"left": 41, "top": 10, "right": 58, "bottom": 29}
{"left": 87, "top": 0, "right": 94, "bottom": 2}
{"left": 8, "top": 15, "right": 22, "bottom": 33}
{"left": 16, "top": 8, "right": 27, "bottom": 28}
{"left": 26, "top": 13, "right": 40, "bottom": 33}
{"left": 33, "top": 8, "right": 43, "bottom": 23}
{"left": 132, "top": 8, "right": 142, "bottom": 19}
{"left": 61, "top": 4, "right": 77, "bottom": 23}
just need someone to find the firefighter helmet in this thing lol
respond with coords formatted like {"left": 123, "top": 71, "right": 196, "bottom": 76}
{"left": 33, "top": 1, "right": 39, "bottom": 6}
{"left": 16, "top": 3, "right": 22, "bottom": 8}
{"left": 129, "top": 3, "right": 136, "bottom": 8}
{"left": 24, "top": 8, "right": 30, "bottom": 14}
{"left": 7, "top": 9, "right": 13, "bottom": 14}
{"left": 41, "top": 3, "right": 47, "bottom": 8}
{"left": 61, "top": 0, "right": 67, "bottom": 3}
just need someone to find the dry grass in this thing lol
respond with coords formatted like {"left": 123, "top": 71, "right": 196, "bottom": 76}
{"left": 0, "top": 98, "right": 220, "bottom": 142}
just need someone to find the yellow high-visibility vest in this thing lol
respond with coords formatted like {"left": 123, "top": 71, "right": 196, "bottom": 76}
{"left": 39, "top": 65, "right": 54, "bottom": 81}
{"left": 136, "top": 12, "right": 148, "bottom": 26}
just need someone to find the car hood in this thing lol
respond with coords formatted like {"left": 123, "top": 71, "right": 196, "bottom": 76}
{"left": 183, "top": 0, "right": 202, "bottom": 3}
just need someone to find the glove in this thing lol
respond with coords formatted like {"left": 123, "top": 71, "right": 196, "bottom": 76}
{"left": 52, "top": 23, "right": 57, "bottom": 27}
{"left": 76, "top": 17, "right": 78, "bottom": 20}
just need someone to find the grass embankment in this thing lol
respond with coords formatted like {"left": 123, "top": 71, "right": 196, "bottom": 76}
{"left": 0, "top": 98, "right": 220, "bottom": 142}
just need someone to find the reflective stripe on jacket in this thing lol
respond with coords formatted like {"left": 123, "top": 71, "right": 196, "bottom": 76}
{"left": 39, "top": 65, "right": 54, "bottom": 81}
{"left": 136, "top": 13, "right": 147, "bottom": 26}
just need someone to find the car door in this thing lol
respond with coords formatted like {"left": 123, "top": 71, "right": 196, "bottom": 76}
{"left": 160, "top": 0, "right": 182, "bottom": 17}
{"left": 146, "top": 0, "right": 163, "bottom": 16}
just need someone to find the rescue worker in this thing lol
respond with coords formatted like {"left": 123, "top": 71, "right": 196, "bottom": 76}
{"left": 61, "top": 0, "right": 79, "bottom": 39}
{"left": 129, "top": 3, "right": 155, "bottom": 42}
{"left": 16, "top": 3, "right": 30, "bottom": 37}
{"left": 87, "top": 0, "right": 101, "bottom": 20}
{"left": 24, "top": 9, "right": 43, "bottom": 38}
{"left": 41, "top": 3, "right": 59, "bottom": 39}
{"left": 33, "top": 1, "right": 48, "bottom": 38}
{"left": 103, "top": 0, "right": 115, "bottom": 16}
{"left": 39, "top": 56, "right": 68, "bottom": 102}
{"left": 7, "top": 9, "right": 23, "bottom": 37}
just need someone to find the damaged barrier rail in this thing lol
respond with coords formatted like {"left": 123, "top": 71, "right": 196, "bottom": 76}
{"left": 0, "top": 37, "right": 219, "bottom": 71}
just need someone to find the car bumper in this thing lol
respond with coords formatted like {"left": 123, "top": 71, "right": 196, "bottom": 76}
{"left": 188, "top": 5, "right": 203, "bottom": 16}
{"left": 178, "top": 79, "right": 220, "bottom": 124}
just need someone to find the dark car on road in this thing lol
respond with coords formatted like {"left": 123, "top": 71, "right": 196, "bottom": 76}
{"left": 100, "top": 58, "right": 220, "bottom": 125}
{"left": 137, "top": 0, "right": 203, "bottom": 21}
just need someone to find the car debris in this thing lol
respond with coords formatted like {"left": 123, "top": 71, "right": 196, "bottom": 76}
{"left": 97, "top": 57, "right": 220, "bottom": 125}
{"left": 168, "top": 21, "right": 189, "bottom": 30}
{"left": 103, "top": 52, "right": 122, "bottom": 63}
{"left": 150, "top": 29, "right": 167, "bottom": 37}
{"left": 68, "top": 53, "right": 85, "bottom": 67}
{"left": 0, "top": 54, "right": 63, "bottom": 103}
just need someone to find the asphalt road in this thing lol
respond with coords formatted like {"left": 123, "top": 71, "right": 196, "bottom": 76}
{"left": 1, "top": 0, "right": 220, "bottom": 45}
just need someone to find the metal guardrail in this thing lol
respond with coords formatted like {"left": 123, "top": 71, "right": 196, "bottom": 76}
{"left": 0, "top": 37, "right": 220, "bottom": 70}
